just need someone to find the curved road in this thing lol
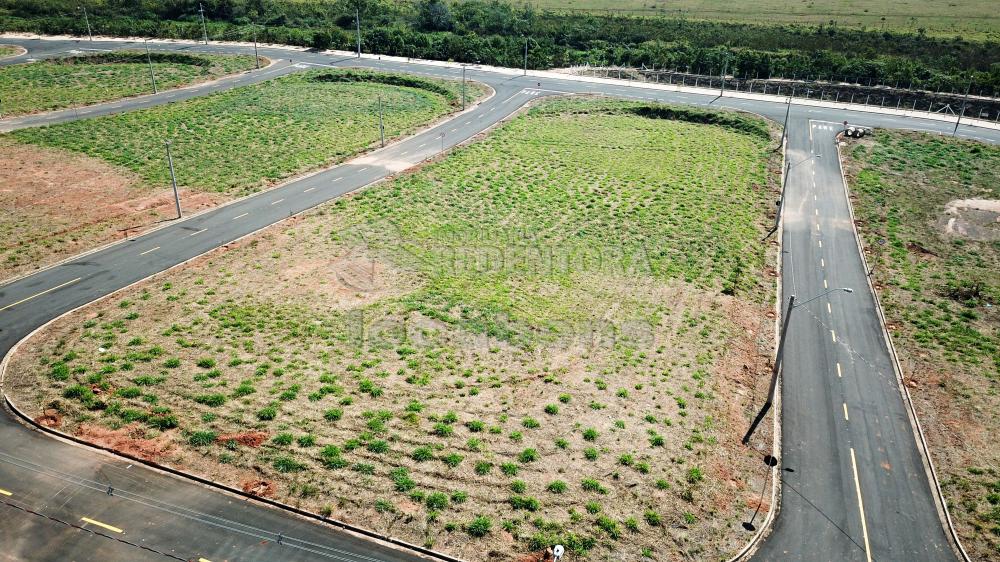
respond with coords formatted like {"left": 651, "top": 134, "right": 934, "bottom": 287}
{"left": 0, "top": 36, "right": 997, "bottom": 562}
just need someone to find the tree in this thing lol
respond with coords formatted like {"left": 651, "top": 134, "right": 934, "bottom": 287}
{"left": 311, "top": 29, "right": 333, "bottom": 50}
{"left": 418, "top": 0, "right": 451, "bottom": 32}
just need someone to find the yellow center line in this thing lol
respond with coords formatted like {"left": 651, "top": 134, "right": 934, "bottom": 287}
{"left": 303, "top": 187, "right": 315, "bottom": 193}
{"left": 837, "top": 362, "right": 843, "bottom": 377}
{"left": 198, "top": 559, "right": 212, "bottom": 562}
{"left": 139, "top": 246, "right": 160, "bottom": 256}
{"left": 843, "top": 403, "right": 850, "bottom": 421}
{"left": 0, "top": 277, "right": 82, "bottom": 313}
{"left": 0, "top": 488, "right": 12, "bottom": 496}
{"left": 189, "top": 228, "right": 207, "bottom": 237}
{"left": 849, "top": 448, "right": 874, "bottom": 562}
{"left": 232, "top": 213, "right": 249, "bottom": 220}
{"left": 80, "top": 516, "right": 124, "bottom": 534}
{"left": 270, "top": 198, "right": 285, "bottom": 205}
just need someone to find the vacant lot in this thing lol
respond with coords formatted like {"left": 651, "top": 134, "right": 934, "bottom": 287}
{"left": 1, "top": 69, "right": 484, "bottom": 281}
{"left": 7, "top": 99, "right": 779, "bottom": 561}
{"left": 530, "top": 0, "right": 1000, "bottom": 38}
{"left": 843, "top": 131, "right": 1000, "bottom": 559}
{"left": 0, "top": 51, "right": 259, "bottom": 116}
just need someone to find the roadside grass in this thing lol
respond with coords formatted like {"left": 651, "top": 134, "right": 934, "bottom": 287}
{"left": 11, "top": 68, "right": 487, "bottom": 197}
{"left": 0, "top": 69, "right": 483, "bottom": 281}
{"left": 843, "top": 131, "right": 1000, "bottom": 559}
{"left": 8, "top": 98, "right": 778, "bottom": 561}
{"left": 0, "top": 52, "right": 259, "bottom": 116}
{"left": 0, "top": 44, "right": 19, "bottom": 58}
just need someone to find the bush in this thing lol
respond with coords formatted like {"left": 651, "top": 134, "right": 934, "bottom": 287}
{"left": 441, "top": 452, "right": 464, "bottom": 467}
{"left": 518, "top": 448, "right": 539, "bottom": 463}
{"left": 474, "top": 461, "right": 493, "bottom": 475}
{"left": 367, "top": 439, "right": 389, "bottom": 454}
{"left": 451, "top": 490, "right": 468, "bottom": 503}
{"left": 467, "top": 515, "right": 492, "bottom": 537}
{"left": 320, "top": 445, "right": 348, "bottom": 469}
{"left": 522, "top": 417, "right": 540, "bottom": 429}
{"left": 686, "top": 467, "right": 704, "bottom": 484}
{"left": 500, "top": 462, "right": 519, "bottom": 476}
{"left": 644, "top": 509, "right": 662, "bottom": 526}
{"left": 297, "top": 434, "right": 317, "bottom": 447}
{"left": 194, "top": 393, "right": 226, "bottom": 407}
{"left": 596, "top": 515, "right": 621, "bottom": 539}
{"left": 510, "top": 480, "right": 526, "bottom": 493}
{"left": 581, "top": 478, "right": 607, "bottom": 494}
{"left": 323, "top": 408, "right": 343, "bottom": 421}
{"left": 196, "top": 357, "right": 216, "bottom": 369}
{"left": 391, "top": 467, "right": 416, "bottom": 492}
{"left": 466, "top": 420, "right": 485, "bottom": 432}
{"left": 188, "top": 430, "right": 217, "bottom": 446}
{"left": 582, "top": 428, "right": 598, "bottom": 441}
{"left": 273, "top": 455, "right": 306, "bottom": 472}
{"left": 256, "top": 405, "right": 278, "bottom": 420}
{"left": 273, "top": 433, "right": 293, "bottom": 446}
{"left": 147, "top": 413, "right": 178, "bottom": 430}
{"left": 432, "top": 422, "right": 454, "bottom": 437}
{"left": 509, "top": 495, "right": 540, "bottom": 511}
{"left": 544, "top": 404, "right": 559, "bottom": 415}
{"left": 426, "top": 492, "right": 449, "bottom": 510}
{"left": 584, "top": 447, "right": 599, "bottom": 460}
{"left": 115, "top": 386, "right": 142, "bottom": 399}
{"left": 412, "top": 446, "right": 434, "bottom": 461}
{"left": 547, "top": 480, "right": 568, "bottom": 493}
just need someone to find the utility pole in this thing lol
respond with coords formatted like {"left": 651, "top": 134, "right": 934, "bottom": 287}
{"left": 144, "top": 39, "right": 157, "bottom": 94}
{"left": 461, "top": 64, "right": 467, "bottom": 110}
{"left": 720, "top": 57, "right": 729, "bottom": 97}
{"left": 378, "top": 95, "right": 385, "bottom": 147}
{"left": 355, "top": 8, "right": 362, "bottom": 58}
{"left": 523, "top": 38, "right": 528, "bottom": 76}
{"left": 742, "top": 288, "right": 853, "bottom": 445}
{"left": 80, "top": 6, "right": 93, "bottom": 42}
{"left": 252, "top": 23, "right": 260, "bottom": 70}
{"left": 165, "top": 140, "right": 182, "bottom": 219}
{"left": 953, "top": 81, "right": 971, "bottom": 136}
{"left": 198, "top": 3, "right": 208, "bottom": 45}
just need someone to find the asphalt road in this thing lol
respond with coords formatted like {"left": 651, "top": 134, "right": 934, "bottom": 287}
{"left": 1, "top": 36, "right": 998, "bottom": 562}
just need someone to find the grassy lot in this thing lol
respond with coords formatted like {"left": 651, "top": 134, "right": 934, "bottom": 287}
{"left": 0, "top": 44, "right": 19, "bottom": 58}
{"left": 0, "top": 52, "right": 260, "bottom": 116}
{"left": 1, "top": 69, "right": 484, "bottom": 281}
{"left": 843, "top": 131, "right": 1000, "bottom": 559}
{"left": 8, "top": 98, "right": 779, "bottom": 561}
{"left": 528, "top": 0, "right": 1000, "bottom": 39}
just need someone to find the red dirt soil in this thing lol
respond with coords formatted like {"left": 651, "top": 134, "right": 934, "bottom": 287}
{"left": 215, "top": 431, "right": 268, "bottom": 448}
{"left": 75, "top": 423, "right": 174, "bottom": 462}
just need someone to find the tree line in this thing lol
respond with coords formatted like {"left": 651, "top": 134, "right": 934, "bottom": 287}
{"left": 2, "top": 0, "right": 999, "bottom": 95}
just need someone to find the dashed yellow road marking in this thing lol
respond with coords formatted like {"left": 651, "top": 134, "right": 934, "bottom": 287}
{"left": 843, "top": 403, "right": 849, "bottom": 421}
{"left": 837, "top": 362, "right": 842, "bottom": 377}
{"left": 0, "top": 488, "right": 12, "bottom": 496}
{"left": 139, "top": 246, "right": 159, "bottom": 256}
{"left": 0, "top": 277, "right": 82, "bottom": 312}
{"left": 80, "top": 517, "right": 123, "bottom": 534}
{"left": 849, "top": 448, "right": 874, "bottom": 562}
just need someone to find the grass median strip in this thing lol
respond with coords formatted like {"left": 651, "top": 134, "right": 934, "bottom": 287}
{"left": 8, "top": 98, "right": 779, "bottom": 561}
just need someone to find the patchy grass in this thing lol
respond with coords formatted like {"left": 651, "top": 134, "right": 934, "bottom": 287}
{"left": 0, "top": 44, "right": 20, "bottom": 58}
{"left": 7, "top": 98, "right": 778, "bottom": 561}
{"left": 0, "top": 69, "right": 484, "bottom": 281}
{"left": 843, "top": 130, "right": 1000, "bottom": 559}
{"left": 0, "top": 52, "right": 259, "bottom": 116}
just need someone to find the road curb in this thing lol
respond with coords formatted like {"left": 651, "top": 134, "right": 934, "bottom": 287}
{"left": 833, "top": 137, "right": 971, "bottom": 562}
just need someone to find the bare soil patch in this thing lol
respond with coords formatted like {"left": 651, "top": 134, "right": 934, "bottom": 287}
{"left": 0, "top": 140, "right": 227, "bottom": 281}
{"left": 939, "top": 198, "right": 1000, "bottom": 241}
{"left": 75, "top": 423, "right": 175, "bottom": 462}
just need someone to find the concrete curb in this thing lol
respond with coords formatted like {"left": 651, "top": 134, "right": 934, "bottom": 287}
{"left": 833, "top": 138, "right": 971, "bottom": 562}
{"left": 0, "top": 44, "right": 27, "bottom": 60}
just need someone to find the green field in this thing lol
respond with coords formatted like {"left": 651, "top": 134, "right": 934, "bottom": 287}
{"left": 0, "top": 44, "right": 19, "bottom": 58}
{"left": 528, "top": 0, "right": 1000, "bottom": 38}
{"left": 9, "top": 99, "right": 778, "bottom": 561}
{"left": 0, "top": 52, "right": 260, "bottom": 116}
{"left": 845, "top": 132, "right": 999, "bottom": 559}
{"left": 11, "top": 69, "right": 485, "bottom": 196}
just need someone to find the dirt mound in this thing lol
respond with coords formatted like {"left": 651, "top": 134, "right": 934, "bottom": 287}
{"left": 215, "top": 431, "right": 268, "bottom": 448}
{"left": 75, "top": 423, "right": 174, "bottom": 462}
{"left": 940, "top": 199, "right": 1000, "bottom": 241}
{"left": 241, "top": 479, "right": 275, "bottom": 498}
{"left": 33, "top": 409, "right": 62, "bottom": 428}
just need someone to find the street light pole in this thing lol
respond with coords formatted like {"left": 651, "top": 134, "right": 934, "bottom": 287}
{"left": 523, "top": 38, "right": 528, "bottom": 76}
{"left": 80, "top": 6, "right": 93, "bottom": 42}
{"left": 144, "top": 39, "right": 157, "bottom": 94}
{"left": 252, "top": 24, "right": 260, "bottom": 70}
{"left": 378, "top": 95, "right": 385, "bottom": 147}
{"left": 952, "top": 81, "right": 971, "bottom": 136}
{"left": 199, "top": 3, "right": 208, "bottom": 45}
{"left": 720, "top": 56, "right": 729, "bottom": 97}
{"left": 164, "top": 140, "right": 182, "bottom": 219}
{"left": 355, "top": 8, "right": 362, "bottom": 58}
{"left": 462, "top": 64, "right": 467, "bottom": 110}
{"left": 777, "top": 96, "right": 791, "bottom": 151}
{"left": 741, "top": 287, "right": 853, "bottom": 445}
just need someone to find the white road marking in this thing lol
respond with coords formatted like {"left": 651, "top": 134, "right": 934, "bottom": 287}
{"left": 818, "top": 240, "right": 823, "bottom": 248}
{"left": 418, "top": 143, "right": 426, "bottom": 148}
{"left": 0, "top": 277, "right": 83, "bottom": 312}
{"left": 304, "top": 187, "right": 315, "bottom": 193}
{"left": 821, "top": 258, "right": 825, "bottom": 268}
{"left": 232, "top": 212, "right": 249, "bottom": 220}
{"left": 843, "top": 403, "right": 849, "bottom": 421}
{"left": 824, "top": 279, "right": 829, "bottom": 289}
{"left": 139, "top": 246, "right": 159, "bottom": 256}
{"left": 850, "top": 448, "right": 874, "bottom": 562}
{"left": 827, "top": 302, "right": 832, "bottom": 314}
{"left": 400, "top": 151, "right": 409, "bottom": 156}
{"left": 831, "top": 330, "right": 837, "bottom": 343}
{"left": 837, "top": 363, "right": 842, "bottom": 378}
{"left": 188, "top": 229, "right": 207, "bottom": 237}
{"left": 332, "top": 177, "right": 343, "bottom": 182}
{"left": 357, "top": 167, "right": 368, "bottom": 173}
{"left": 270, "top": 198, "right": 284, "bottom": 205}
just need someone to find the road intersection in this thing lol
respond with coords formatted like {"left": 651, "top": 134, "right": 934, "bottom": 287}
{"left": 1, "top": 36, "right": 997, "bottom": 562}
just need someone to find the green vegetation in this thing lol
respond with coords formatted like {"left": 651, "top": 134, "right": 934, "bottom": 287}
{"left": 0, "top": 52, "right": 257, "bottom": 116}
{"left": 11, "top": 98, "right": 778, "bottom": 561}
{"left": 10, "top": 69, "right": 484, "bottom": 197}
{"left": 3, "top": 1, "right": 997, "bottom": 91}
{"left": 0, "top": 44, "right": 18, "bottom": 58}
{"left": 845, "top": 131, "right": 999, "bottom": 559}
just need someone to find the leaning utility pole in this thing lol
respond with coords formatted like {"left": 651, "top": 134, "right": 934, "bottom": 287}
{"left": 80, "top": 6, "right": 93, "bottom": 42}
{"left": 952, "top": 81, "right": 971, "bottom": 136}
{"left": 355, "top": 8, "right": 362, "bottom": 58}
{"left": 777, "top": 96, "right": 791, "bottom": 151}
{"left": 144, "top": 39, "right": 157, "bottom": 94}
{"left": 198, "top": 3, "right": 208, "bottom": 45}
{"left": 378, "top": 95, "right": 385, "bottom": 147}
{"left": 741, "top": 294, "right": 794, "bottom": 445}
{"left": 164, "top": 141, "right": 182, "bottom": 219}
{"left": 461, "top": 65, "right": 467, "bottom": 110}
{"left": 523, "top": 38, "right": 528, "bottom": 75}
{"left": 720, "top": 57, "right": 729, "bottom": 97}
{"left": 252, "top": 24, "right": 260, "bottom": 70}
